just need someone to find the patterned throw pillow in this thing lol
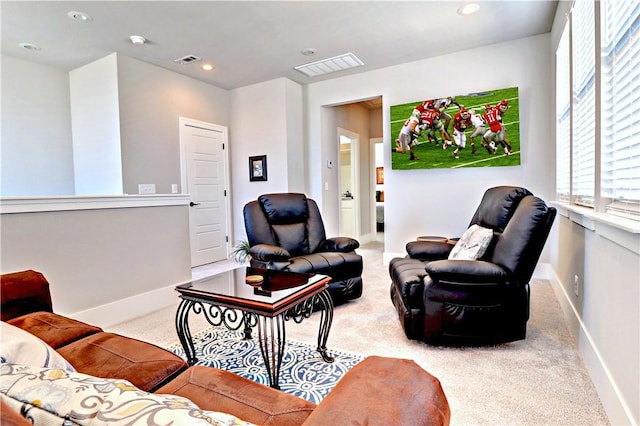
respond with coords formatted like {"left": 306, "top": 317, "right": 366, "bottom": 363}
{"left": 0, "top": 363, "right": 255, "bottom": 426}
{"left": 448, "top": 224, "right": 494, "bottom": 260}
{"left": 0, "top": 322, "right": 75, "bottom": 372}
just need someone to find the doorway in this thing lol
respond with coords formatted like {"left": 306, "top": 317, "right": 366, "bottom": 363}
{"left": 371, "top": 138, "right": 384, "bottom": 241}
{"left": 338, "top": 127, "right": 360, "bottom": 238}
{"left": 179, "top": 117, "right": 231, "bottom": 267}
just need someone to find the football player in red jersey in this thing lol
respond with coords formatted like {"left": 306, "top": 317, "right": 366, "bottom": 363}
{"left": 433, "top": 96, "right": 461, "bottom": 134}
{"left": 450, "top": 108, "right": 473, "bottom": 158}
{"left": 411, "top": 99, "right": 434, "bottom": 121}
{"left": 421, "top": 109, "right": 451, "bottom": 149}
{"left": 495, "top": 100, "right": 513, "bottom": 155}
{"left": 482, "top": 107, "right": 502, "bottom": 154}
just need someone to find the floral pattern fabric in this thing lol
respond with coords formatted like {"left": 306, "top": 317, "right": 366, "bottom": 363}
{"left": 0, "top": 363, "right": 255, "bottom": 426}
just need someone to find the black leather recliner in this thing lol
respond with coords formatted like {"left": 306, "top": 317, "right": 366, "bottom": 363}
{"left": 243, "top": 193, "right": 363, "bottom": 305}
{"left": 389, "top": 186, "right": 556, "bottom": 345}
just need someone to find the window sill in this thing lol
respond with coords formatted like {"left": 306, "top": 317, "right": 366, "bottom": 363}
{"left": 551, "top": 201, "right": 640, "bottom": 254}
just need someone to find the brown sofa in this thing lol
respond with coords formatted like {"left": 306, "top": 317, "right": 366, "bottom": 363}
{"left": 1, "top": 270, "right": 450, "bottom": 425}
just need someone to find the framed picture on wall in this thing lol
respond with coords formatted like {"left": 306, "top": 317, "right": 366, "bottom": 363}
{"left": 376, "top": 167, "right": 384, "bottom": 184}
{"left": 249, "top": 155, "right": 267, "bottom": 181}
{"left": 390, "top": 86, "right": 521, "bottom": 170}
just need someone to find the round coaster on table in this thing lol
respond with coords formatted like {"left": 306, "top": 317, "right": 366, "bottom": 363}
{"left": 245, "top": 275, "right": 264, "bottom": 286}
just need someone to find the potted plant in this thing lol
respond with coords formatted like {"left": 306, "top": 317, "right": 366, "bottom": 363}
{"left": 231, "top": 240, "right": 251, "bottom": 264}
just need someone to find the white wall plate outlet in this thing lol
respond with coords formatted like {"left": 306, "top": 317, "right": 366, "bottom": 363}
{"left": 138, "top": 183, "right": 156, "bottom": 194}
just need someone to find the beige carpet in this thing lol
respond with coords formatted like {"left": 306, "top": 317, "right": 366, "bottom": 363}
{"left": 109, "top": 241, "right": 609, "bottom": 425}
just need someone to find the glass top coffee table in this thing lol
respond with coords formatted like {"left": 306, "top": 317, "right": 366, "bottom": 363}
{"left": 175, "top": 266, "right": 334, "bottom": 389}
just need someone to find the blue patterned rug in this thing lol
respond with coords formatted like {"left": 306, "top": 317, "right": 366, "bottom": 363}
{"left": 168, "top": 326, "right": 363, "bottom": 404}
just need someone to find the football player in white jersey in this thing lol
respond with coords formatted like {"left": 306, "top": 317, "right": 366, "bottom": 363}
{"left": 433, "top": 96, "right": 461, "bottom": 134}
{"left": 468, "top": 108, "right": 486, "bottom": 154}
{"left": 395, "top": 115, "right": 423, "bottom": 160}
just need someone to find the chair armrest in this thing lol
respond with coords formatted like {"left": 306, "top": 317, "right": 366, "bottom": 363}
{"left": 317, "top": 237, "right": 359, "bottom": 253}
{"left": 406, "top": 241, "right": 454, "bottom": 261}
{"left": 156, "top": 366, "right": 315, "bottom": 426}
{"left": 425, "top": 260, "right": 508, "bottom": 284}
{"left": 249, "top": 244, "right": 290, "bottom": 262}
{"left": 1, "top": 270, "right": 53, "bottom": 321}
{"left": 303, "top": 356, "right": 450, "bottom": 426}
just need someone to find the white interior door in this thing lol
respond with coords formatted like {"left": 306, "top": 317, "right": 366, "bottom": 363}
{"left": 180, "top": 118, "right": 230, "bottom": 267}
{"left": 338, "top": 128, "right": 360, "bottom": 239}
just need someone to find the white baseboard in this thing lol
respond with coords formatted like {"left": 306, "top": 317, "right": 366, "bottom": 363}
{"left": 548, "top": 271, "right": 636, "bottom": 426}
{"left": 66, "top": 284, "right": 178, "bottom": 329}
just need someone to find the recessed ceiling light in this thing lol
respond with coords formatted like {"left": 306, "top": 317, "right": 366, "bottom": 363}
{"left": 130, "top": 35, "right": 146, "bottom": 45}
{"left": 67, "top": 11, "right": 92, "bottom": 22}
{"left": 458, "top": 3, "right": 480, "bottom": 15}
{"left": 201, "top": 64, "right": 215, "bottom": 71}
{"left": 19, "top": 42, "right": 41, "bottom": 51}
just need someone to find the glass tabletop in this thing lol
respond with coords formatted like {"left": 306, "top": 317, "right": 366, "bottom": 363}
{"left": 175, "top": 266, "right": 329, "bottom": 314}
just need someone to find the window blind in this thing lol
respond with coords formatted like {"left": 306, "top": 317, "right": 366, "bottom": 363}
{"left": 600, "top": 0, "right": 640, "bottom": 220}
{"left": 556, "top": 25, "right": 571, "bottom": 203}
{"left": 571, "top": 0, "right": 596, "bottom": 207}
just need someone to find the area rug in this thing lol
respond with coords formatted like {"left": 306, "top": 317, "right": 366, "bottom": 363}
{"left": 168, "top": 326, "right": 363, "bottom": 404}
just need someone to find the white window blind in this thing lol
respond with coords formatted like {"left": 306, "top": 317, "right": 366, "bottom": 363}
{"left": 571, "top": 0, "right": 596, "bottom": 207}
{"left": 556, "top": 25, "right": 571, "bottom": 203}
{"left": 600, "top": 0, "right": 640, "bottom": 220}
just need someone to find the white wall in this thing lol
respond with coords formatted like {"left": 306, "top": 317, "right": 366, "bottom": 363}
{"left": 1, "top": 55, "right": 74, "bottom": 196}
{"left": 305, "top": 34, "right": 555, "bottom": 260}
{"left": 1, "top": 53, "right": 231, "bottom": 197}
{"left": 0, "top": 198, "right": 192, "bottom": 328}
{"left": 285, "top": 79, "right": 305, "bottom": 193}
{"left": 229, "top": 78, "right": 304, "bottom": 244}
{"left": 117, "top": 54, "right": 230, "bottom": 195}
{"left": 70, "top": 53, "right": 123, "bottom": 195}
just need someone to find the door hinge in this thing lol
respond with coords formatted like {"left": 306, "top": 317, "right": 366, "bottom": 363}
{"left": 222, "top": 143, "right": 225, "bottom": 150}
{"left": 226, "top": 236, "right": 229, "bottom": 243}
{"left": 224, "top": 189, "right": 227, "bottom": 197}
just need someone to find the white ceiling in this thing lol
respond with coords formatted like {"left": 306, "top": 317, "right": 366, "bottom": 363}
{"left": 2, "top": 1, "right": 558, "bottom": 90}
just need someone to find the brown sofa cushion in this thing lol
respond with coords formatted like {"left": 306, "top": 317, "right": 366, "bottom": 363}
{"left": 0, "top": 270, "right": 53, "bottom": 321}
{"left": 302, "top": 356, "right": 451, "bottom": 426}
{"left": 157, "top": 366, "right": 316, "bottom": 426}
{"left": 58, "top": 332, "right": 187, "bottom": 392}
{"left": 1, "top": 399, "right": 33, "bottom": 426}
{"left": 7, "top": 312, "right": 102, "bottom": 349}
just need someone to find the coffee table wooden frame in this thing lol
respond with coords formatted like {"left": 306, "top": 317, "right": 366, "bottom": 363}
{"left": 174, "top": 268, "right": 334, "bottom": 389}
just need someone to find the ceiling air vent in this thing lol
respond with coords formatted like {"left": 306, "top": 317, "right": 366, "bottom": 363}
{"left": 175, "top": 55, "right": 201, "bottom": 65}
{"left": 294, "top": 52, "right": 364, "bottom": 77}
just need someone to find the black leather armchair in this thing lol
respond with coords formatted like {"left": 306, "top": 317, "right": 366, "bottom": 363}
{"left": 389, "top": 186, "right": 556, "bottom": 344}
{"left": 243, "top": 193, "right": 363, "bottom": 304}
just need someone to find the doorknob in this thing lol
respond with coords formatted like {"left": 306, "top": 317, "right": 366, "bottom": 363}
{"left": 189, "top": 202, "right": 200, "bottom": 207}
